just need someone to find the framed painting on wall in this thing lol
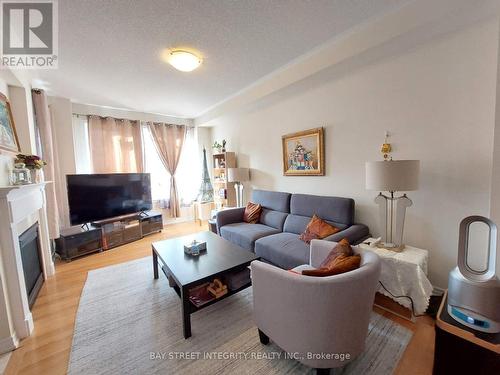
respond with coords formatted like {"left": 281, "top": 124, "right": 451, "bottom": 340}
{"left": 0, "top": 93, "right": 20, "bottom": 153}
{"left": 282, "top": 127, "right": 324, "bottom": 176}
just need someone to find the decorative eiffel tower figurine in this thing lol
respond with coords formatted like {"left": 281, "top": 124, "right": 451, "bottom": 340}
{"left": 197, "top": 148, "right": 214, "bottom": 202}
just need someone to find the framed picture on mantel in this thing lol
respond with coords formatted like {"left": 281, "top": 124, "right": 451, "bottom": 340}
{"left": 0, "top": 92, "right": 20, "bottom": 154}
{"left": 282, "top": 127, "right": 324, "bottom": 176}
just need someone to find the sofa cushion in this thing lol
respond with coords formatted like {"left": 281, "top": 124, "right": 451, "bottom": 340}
{"left": 290, "top": 193, "right": 355, "bottom": 226}
{"left": 254, "top": 232, "right": 310, "bottom": 269}
{"left": 220, "top": 223, "right": 279, "bottom": 252}
{"left": 284, "top": 214, "right": 347, "bottom": 235}
{"left": 259, "top": 208, "right": 288, "bottom": 230}
{"left": 252, "top": 189, "right": 291, "bottom": 213}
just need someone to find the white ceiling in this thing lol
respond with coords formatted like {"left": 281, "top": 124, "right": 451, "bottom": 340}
{"left": 29, "top": 0, "right": 410, "bottom": 118}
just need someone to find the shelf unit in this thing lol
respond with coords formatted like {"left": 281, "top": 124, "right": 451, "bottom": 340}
{"left": 212, "top": 152, "right": 236, "bottom": 208}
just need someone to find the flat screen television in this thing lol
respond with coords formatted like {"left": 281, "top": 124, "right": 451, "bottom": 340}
{"left": 67, "top": 173, "right": 152, "bottom": 225}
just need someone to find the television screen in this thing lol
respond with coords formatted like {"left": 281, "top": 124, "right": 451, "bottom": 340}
{"left": 67, "top": 173, "right": 152, "bottom": 225}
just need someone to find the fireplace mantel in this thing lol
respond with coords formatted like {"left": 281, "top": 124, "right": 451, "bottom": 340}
{"left": 0, "top": 182, "right": 54, "bottom": 353}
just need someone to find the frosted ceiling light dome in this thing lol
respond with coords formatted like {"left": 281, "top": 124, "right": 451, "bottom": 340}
{"left": 167, "top": 50, "right": 202, "bottom": 72}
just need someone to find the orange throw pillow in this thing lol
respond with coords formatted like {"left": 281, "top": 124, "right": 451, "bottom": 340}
{"left": 319, "top": 238, "right": 352, "bottom": 268}
{"left": 302, "top": 253, "right": 361, "bottom": 277}
{"left": 303, "top": 239, "right": 359, "bottom": 277}
{"left": 299, "top": 214, "right": 339, "bottom": 243}
{"left": 243, "top": 202, "right": 262, "bottom": 224}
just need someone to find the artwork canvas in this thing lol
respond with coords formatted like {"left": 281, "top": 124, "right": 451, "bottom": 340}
{"left": 0, "top": 93, "right": 20, "bottom": 153}
{"left": 282, "top": 127, "right": 324, "bottom": 176}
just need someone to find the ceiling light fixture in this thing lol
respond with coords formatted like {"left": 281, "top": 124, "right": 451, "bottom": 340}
{"left": 167, "top": 50, "right": 202, "bottom": 72}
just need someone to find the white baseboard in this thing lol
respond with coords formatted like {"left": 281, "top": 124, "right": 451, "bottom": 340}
{"left": 0, "top": 333, "right": 19, "bottom": 355}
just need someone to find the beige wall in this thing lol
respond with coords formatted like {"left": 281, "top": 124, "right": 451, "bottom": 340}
{"left": 210, "top": 19, "right": 499, "bottom": 288}
{"left": 9, "top": 86, "right": 36, "bottom": 155}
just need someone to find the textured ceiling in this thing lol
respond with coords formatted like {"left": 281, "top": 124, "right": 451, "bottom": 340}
{"left": 29, "top": 0, "right": 409, "bottom": 118}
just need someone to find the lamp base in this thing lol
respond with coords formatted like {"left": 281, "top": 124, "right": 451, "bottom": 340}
{"left": 234, "top": 182, "right": 244, "bottom": 207}
{"left": 376, "top": 242, "right": 405, "bottom": 252}
{"left": 374, "top": 192, "right": 413, "bottom": 253}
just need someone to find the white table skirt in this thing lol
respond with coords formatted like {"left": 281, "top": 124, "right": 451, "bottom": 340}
{"left": 358, "top": 240, "right": 434, "bottom": 315}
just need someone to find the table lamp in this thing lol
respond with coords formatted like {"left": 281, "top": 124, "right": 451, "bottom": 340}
{"left": 227, "top": 168, "right": 250, "bottom": 207}
{"left": 365, "top": 159, "right": 419, "bottom": 251}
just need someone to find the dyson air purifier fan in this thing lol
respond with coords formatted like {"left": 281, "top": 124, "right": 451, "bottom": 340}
{"left": 448, "top": 216, "right": 500, "bottom": 333}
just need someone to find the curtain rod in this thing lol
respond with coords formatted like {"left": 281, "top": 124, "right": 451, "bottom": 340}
{"left": 72, "top": 113, "right": 194, "bottom": 128}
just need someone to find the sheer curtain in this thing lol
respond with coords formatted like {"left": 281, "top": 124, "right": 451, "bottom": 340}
{"left": 176, "top": 126, "right": 201, "bottom": 204}
{"left": 142, "top": 124, "right": 171, "bottom": 207}
{"left": 32, "top": 89, "right": 60, "bottom": 239}
{"left": 71, "top": 115, "right": 91, "bottom": 174}
{"left": 88, "top": 116, "right": 143, "bottom": 173}
{"left": 146, "top": 122, "right": 186, "bottom": 217}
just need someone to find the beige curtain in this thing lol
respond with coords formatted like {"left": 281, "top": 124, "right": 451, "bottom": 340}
{"left": 88, "top": 116, "right": 143, "bottom": 173}
{"left": 32, "top": 90, "right": 60, "bottom": 239}
{"left": 147, "top": 122, "right": 187, "bottom": 217}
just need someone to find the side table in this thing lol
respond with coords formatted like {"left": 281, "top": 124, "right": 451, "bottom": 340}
{"left": 358, "top": 239, "right": 433, "bottom": 319}
{"left": 193, "top": 201, "right": 214, "bottom": 226}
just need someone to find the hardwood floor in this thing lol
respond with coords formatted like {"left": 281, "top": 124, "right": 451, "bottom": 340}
{"left": 4, "top": 221, "right": 435, "bottom": 374}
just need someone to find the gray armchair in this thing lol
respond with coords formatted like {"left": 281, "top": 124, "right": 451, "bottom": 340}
{"left": 251, "top": 239, "right": 381, "bottom": 374}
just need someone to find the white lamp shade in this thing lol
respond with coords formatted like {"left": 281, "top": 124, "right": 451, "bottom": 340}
{"left": 365, "top": 160, "right": 419, "bottom": 192}
{"left": 227, "top": 168, "right": 250, "bottom": 182}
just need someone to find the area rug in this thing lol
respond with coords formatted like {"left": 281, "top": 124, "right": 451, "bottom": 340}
{"left": 68, "top": 258, "right": 413, "bottom": 375}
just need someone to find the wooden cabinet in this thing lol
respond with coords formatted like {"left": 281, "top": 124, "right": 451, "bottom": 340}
{"left": 100, "top": 212, "right": 162, "bottom": 250}
{"left": 56, "top": 211, "right": 163, "bottom": 260}
{"left": 434, "top": 291, "right": 500, "bottom": 374}
{"left": 55, "top": 226, "right": 103, "bottom": 261}
{"left": 141, "top": 212, "right": 163, "bottom": 236}
{"left": 212, "top": 152, "right": 236, "bottom": 208}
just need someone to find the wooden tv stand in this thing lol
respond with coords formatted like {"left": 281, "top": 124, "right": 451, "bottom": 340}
{"left": 93, "top": 211, "right": 164, "bottom": 250}
{"left": 56, "top": 211, "right": 163, "bottom": 261}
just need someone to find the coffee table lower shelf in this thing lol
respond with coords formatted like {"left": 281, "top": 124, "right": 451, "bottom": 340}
{"left": 171, "top": 281, "right": 252, "bottom": 311}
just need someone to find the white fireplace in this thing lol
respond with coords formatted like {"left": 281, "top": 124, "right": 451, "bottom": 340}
{"left": 0, "top": 182, "right": 54, "bottom": 353}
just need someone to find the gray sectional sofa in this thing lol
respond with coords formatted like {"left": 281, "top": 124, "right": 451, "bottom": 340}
{"left": 215, "top": 189, "right": 369, "bottom": 269}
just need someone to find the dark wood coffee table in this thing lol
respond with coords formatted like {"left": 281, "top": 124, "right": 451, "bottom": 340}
{"left": 152, "top": 231, "right": 258, "bottom": 338}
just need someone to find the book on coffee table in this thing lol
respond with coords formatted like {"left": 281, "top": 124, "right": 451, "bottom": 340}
{"left": 188, "top": 283, "right": 215, "bottom": 308}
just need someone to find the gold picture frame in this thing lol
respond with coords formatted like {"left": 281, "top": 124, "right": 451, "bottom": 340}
{"left": 0, "top": 92, "right": 20, "bottom": 154}
{"left": 282, "top": 127, "right": 324, "bottom": 176}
